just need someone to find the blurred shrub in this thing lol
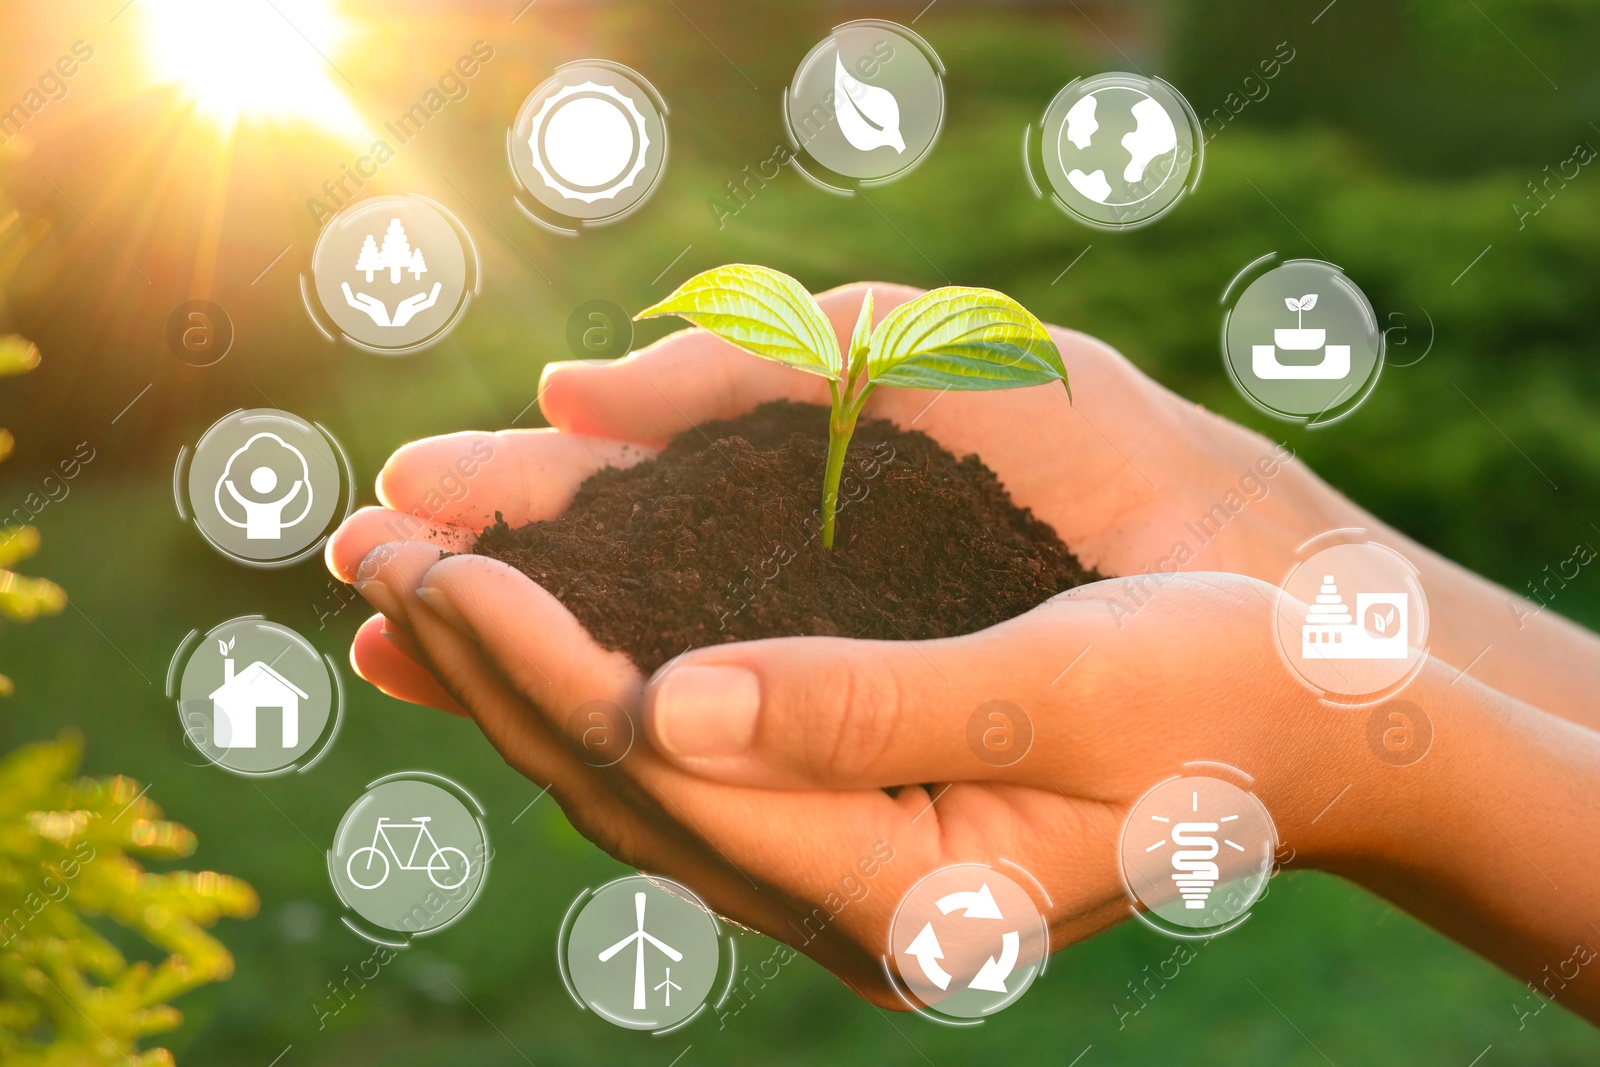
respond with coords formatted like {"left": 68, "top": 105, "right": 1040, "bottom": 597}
{"left": 0, "top": 333, "right": 65, "bottom": 695}
{"left": 0, "top": 733, "right": 259, "bottom": 1066}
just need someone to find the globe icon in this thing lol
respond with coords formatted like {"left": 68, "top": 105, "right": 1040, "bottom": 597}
{"left": 1055, "top": 86, "right": 1179, "bottom": 208}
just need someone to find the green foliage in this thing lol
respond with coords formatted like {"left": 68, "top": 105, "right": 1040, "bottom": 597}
{"left": 866, "top": 286, "right": 1067, "bottom": 392}
{"left": 0, "top": 733, "right": 259, "bottom": 1066}
{"left": 635, "top": 263, "right": 842, "bottom": 378}
{"left": 0, "top": 351, "right": 65, "bottom": 649}
{"left": 638, "top": 264, "right": 1065, "bottom": 548}
{"left": 0, "top": 211, "right": 63, "bottom": 692}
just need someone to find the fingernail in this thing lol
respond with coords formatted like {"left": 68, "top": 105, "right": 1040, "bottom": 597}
{"left": 650, "top": 665, "right": 760, "bottom": 758}
{"left": 355, "top": 579, "right": 404, "bottom": 622}
{"left": 415, "top": 585, "right": 468, "bottom": 630}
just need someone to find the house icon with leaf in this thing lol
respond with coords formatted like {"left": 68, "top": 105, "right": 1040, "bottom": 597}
{"left": 210, "top": 643, "right": 307, "bottom": 750}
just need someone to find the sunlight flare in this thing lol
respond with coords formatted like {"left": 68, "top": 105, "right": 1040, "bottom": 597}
{"left": 135, "top": 0, "right": 366, "bottom": 136}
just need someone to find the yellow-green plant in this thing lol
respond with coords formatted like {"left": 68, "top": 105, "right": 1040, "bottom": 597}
{"left": 0, "top": 335, "right": 64, "bottom": 693}
{"left": 638, "top": 265, "right": 1068, "bottom": 548}
{"left": 0, "top": 733, "right": 259, "bottom": 1066}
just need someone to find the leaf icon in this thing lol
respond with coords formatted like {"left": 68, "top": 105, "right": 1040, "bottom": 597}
{"left": 1372, "top": 607, "right": 1394, "bottom": 634}
{"left": 1299, "top": 293, "right": 1318, "bottom": 311}
{"left": 1284, "top": 297, "right": 1301, "bottom": 313}
{"left": 833, "top": 53, "right": 906, "bottom": 154}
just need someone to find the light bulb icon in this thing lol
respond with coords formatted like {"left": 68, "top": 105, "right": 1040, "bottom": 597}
{"left": 1121, "top": 774, "right": 1277, "bottom": 934}
{"left": 1169, "top": 822, "right": 1221, "bottom": 908}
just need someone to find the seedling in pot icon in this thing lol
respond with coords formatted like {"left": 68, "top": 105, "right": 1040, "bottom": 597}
{"left": 345, "top": 815, "right": 472, "bottom": 891}
{"left": 1252, "top": 293, "right": 1350, "bottom": 380}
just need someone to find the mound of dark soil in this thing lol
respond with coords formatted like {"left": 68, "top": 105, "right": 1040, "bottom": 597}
{"left": 472, "top": 400, "right": 1099, "bottom": 673}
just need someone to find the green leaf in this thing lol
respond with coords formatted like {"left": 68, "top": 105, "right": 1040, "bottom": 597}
{"left": 846, "top": 288, "right": 874, "bottom": 382}
{"left": 867, "top": 287, "right": 1068, "bottom": 394}
{"left": 636, "top": 264, "right": 841, "bottom": 378}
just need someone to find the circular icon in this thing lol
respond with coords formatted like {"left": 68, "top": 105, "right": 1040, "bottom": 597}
{"left": 1274, "top": 539, "right": 1429, "bottom": 703}
{"left": 310, "top": 194, "right": 472, "bottom": 354}
{"left": 1223, "top": 258, "right": 1384, "bottom": 424}
{"left": 166, "top": 300, "right": 234, "bottom": 366}
{"left": 964, "top": 700, "right": 1033, "bottom": 768}
{"left": 565, "top": 300, "right": 634, "bottom": 360}
{"left": 561, "top": 874, "right": 727, "bottom": 1031}
{"left": 511, "top": 61, "right": 668, "bottom": 225}
{"left": 888, "top": 863, "right": 1048, "bottom": 1019}
{"left": 1366, "top": 699, "right": 1433, "bottom": 766}
{"left": 328, "top": 773, "right": 489, "bottom": 939}
{"left": 1036, "top": 72, "right": 1201, "bottom": 229}
{"left": 785, "top": 20, "right": 944, "bottom": 187}
{"left": 1120, "top": 774, "right": 1277, "bottom": 936}
{"left": 180, "top": 408, "right": 349, "bottom": 567}
{"left": 174, "top": 617, "right": 340, "bottom": 775}
{"left": 566, "top": 699, "right": 635, "bottom": 768}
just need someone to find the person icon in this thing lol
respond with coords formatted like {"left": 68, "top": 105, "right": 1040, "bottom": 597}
{"left": 214, "top": 432, "right": 314, "bottom": 540}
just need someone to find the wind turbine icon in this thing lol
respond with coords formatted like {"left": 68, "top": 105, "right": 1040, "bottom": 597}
{"left": 597, "top": 891, "right": 684, "bottom": 1010}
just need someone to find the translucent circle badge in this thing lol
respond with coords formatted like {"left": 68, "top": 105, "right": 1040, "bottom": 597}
{"left": 886, "top": 863, "right": 1049, "bottom": 1021}
{"left": 511, "top": 61, "right": 668, "bottom": 229}
{"left": 177, "top": 408, "right": 353, "bottom": 567}
{"left": 1223, "top": 256, "right": 1385, "bottom": 425}
{"left": 1031, "top": 72, "right": 1202, "bottom": 229}
{"left": 559, "top": 874, "right": 731, "bottom": 1033}
{"left": 1120, "top": 772, "right": 1277, "bottom": 937}
{"left": 784, "top": 20, "right": 945, "bottom": 190}
{"left": 1273, "top": 535, "right": 1429, "bottom": 703}
{"left": 328, "top": 772, "right": 490, "bottom": 943}
{"left": 171, "top": 617, "right": 342, "bottom": 776}
{"left": 307, "top": 194, "right": 477, "bottom": 354}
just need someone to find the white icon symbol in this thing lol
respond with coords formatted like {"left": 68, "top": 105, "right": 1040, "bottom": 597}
{"left": 527, "top": 82, "right": 652, "bottom": 203}
{"left": 345, "top": 816, "right": 472, "bottom": 892}
{"left": 340, "top": 218, "right": 442, "bottom": 329}
{"left": 1170, "top": 821, "right": 1223, "bottom": 909}
{"left": 1252, "top": 292, "right": 1351, "bottom": 380}
{"left": 1145, "top": 792, "right": 1246, "bottom": 911}
{"left": 653, "top": 967, "right": 681, "bottom": 1007}
{"left": 903, "top": 883, "right": 1020, "bottom": 994}
{"left": 215, "top": 432, "right": 314, "bottom": 541}
{"left": 1302, "top": 574, "right": 1408, "bottom": 660}
{"left": 209, "top": 636, "right": 306, "bottom": 749}
{"left": 834, "top": 51, "right": 905, "bottom": 153}
{"left": 597, "top": 892, "right": 685, "bottom": 1011}
{"left": 1062, "top": 90, "right": 1177, "bottom": 205}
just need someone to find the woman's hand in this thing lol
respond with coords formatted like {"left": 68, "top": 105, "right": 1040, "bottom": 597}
{"left": 337, "top": 512, "right": 1345, "bottom": 1003}
{"left": 327, "top": 283, "right": 1600, "bottom": 1019}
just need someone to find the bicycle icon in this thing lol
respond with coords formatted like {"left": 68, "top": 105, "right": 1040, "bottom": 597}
{"left": 346, "top": 816, "right": 471, "bottom": 891}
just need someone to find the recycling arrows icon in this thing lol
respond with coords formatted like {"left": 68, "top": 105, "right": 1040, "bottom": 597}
{"left": 903, "top": 882, "right": 1021, "bottom": 994}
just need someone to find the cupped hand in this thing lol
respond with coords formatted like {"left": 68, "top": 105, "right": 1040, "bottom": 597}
{"left": 334, "top": 540, "right": 1337, "bottom": 1006}
{"left": 325, "top": 284, "right": 1362, "bottom": 1003}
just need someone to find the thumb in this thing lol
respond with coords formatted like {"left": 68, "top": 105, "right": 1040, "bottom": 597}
{"left": 641, "top": 597, "right": 1092, "bottom": 789}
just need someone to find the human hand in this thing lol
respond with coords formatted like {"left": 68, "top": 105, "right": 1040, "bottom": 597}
{"left": 334, "top": 514, "right": 1345, "bottom": 1004}
{"left": 330, "top": 282, "right": 1600, "bottom": 1017}
{"left": 325, "top": 283, "right": 1358, "bottom": 1001}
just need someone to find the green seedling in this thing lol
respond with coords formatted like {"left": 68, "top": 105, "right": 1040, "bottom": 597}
{"left": 637, "top": 264, "right": 1069, "bottom": 549}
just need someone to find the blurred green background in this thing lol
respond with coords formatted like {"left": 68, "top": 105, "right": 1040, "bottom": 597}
{"left": 2, "top": 0, "right": 1599, "bottom": 1062}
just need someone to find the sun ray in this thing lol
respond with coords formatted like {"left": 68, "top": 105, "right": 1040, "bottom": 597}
{"left": 134, "top": 0, "right": 366, "bottom": 138}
